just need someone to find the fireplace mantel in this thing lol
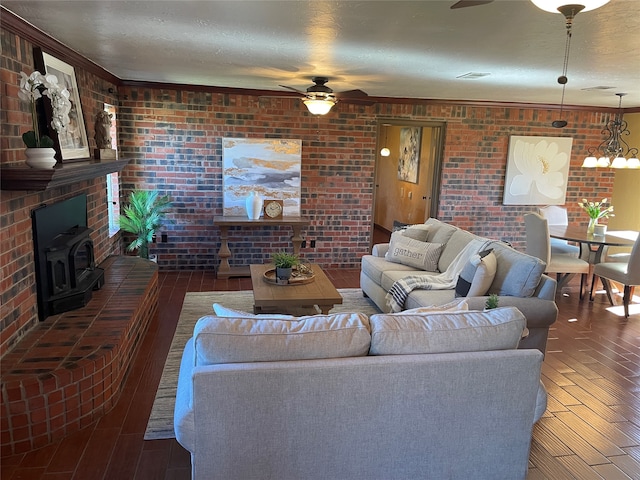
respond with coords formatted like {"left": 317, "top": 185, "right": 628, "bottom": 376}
{"left": 0, "top": 158, "right": 131, "bottom": 191}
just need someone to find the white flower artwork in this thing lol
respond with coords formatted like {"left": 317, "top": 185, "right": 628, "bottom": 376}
{"left": 503, "top": 136, "right": 573, "bottom": 205}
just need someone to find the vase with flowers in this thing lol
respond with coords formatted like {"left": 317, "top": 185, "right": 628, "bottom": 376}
{"left": 578, "top": 198, "right": 614, "bottom": 235}
{"left": 18, "top": 70, "right": 72, "bottom": 168}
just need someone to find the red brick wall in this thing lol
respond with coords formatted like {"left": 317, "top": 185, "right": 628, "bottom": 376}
{"left": 1, "top": 25, "right": 615, "bottom": 353}
{"left": 1, "top": 28, "right": 121, "bottom": 353}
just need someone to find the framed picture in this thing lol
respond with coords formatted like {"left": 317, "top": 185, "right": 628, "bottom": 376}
{"left": 503, "top": 136, "right": 573, "bottom": 205}
{"left": 397, "top": 127, "right": 421, "bottom": 183}
{"left": 34, "top": 47, "right": 90, "bottom": 162}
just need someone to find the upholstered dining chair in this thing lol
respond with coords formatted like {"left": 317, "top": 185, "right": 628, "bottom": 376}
{"left": 538, "top": 205, "right": 581, "bottom": 257}
{"left": 589, "top": 234, "right": 640, "bottom": 318}
{"left": 525, "top": 212, "right": 590, "bottom": 299}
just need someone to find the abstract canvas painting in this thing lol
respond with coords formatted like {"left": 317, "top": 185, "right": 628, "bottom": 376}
{"left": 397, "top": 127, "right": 421, "bottom": 183}
{"left": 222, "top": 138, "right": 302, "bottom": 216}
{"left": 503, "top": 136, "right": 573, "bottom": 205}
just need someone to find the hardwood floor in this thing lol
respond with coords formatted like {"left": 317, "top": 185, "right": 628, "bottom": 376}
{"left": 1, "top": 268, "right": 639, "bottom": 479}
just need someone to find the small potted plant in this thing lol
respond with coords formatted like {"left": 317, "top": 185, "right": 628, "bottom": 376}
{"left": 272, "top": 251, "right": 299, "bottom": 284}
{"left": 485, "top": 293, "right": 499, "bottom": 310}
{"left": 118, "top": 190, "right": 171, "bottom": 261}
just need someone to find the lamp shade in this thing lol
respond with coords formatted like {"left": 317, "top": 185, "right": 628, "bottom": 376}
{"left": 530, "top": 0, "right": 610, "bottom": 13}
{"left": 582, "top": 156, "right": 597, "bottom": 168}
{"left": 380, "top": 147, "right": 391, "bottom": 157}
{"left": 610, "top": 156, "right": 628, "bottom": 169}
{"left": 596, "top": 157, "right": 611, "bottom": 168}
{"left": 626, "top": 157, "right": 640, "bottom": 169}
{"left": 303, "top": 99, "right": 335, "bottom": 115}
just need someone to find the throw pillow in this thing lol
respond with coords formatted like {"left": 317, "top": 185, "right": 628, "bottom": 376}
{"left": 455, "top": 249, "right": 497, "bottom": 297}
{"left": 394, "top": 298, "right": 469, "bottom": 315}
{"left": 386, "top": 231, "right": 443, "bottom": 271}
{"left": 193, "top": 312, "right": 371, "bottom": 366}
{"left": 212, "top": 303, "right": 296, "bottom": 320}
{"left": 369, "top": 306, "right": 526, "bottom": 355}
{"left": 399, "top": 224, "right": 431, "bottom": 242}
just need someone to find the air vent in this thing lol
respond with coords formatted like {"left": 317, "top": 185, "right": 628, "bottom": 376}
{"left": 456, "top": 72, "right": 490, "bottom": 79}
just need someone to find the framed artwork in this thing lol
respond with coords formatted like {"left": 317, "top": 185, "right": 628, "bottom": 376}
{"left": 397, "top": 127, "right": 421, "bottom": 183}
{"left": 222, "top": 138, "right": 302, "bottom": 216}
{"left": 34, "top": 47, "right": 90, "bottom": 162}
{"left": 503, "top": 135, "right": 573, "bottom": 205}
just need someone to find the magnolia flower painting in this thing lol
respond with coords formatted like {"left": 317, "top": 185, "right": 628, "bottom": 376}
{"left": 503, "top": 136, "right": 573, "bottom": 205}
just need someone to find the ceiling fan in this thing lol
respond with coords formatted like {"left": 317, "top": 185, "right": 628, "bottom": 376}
{"left": 450, "top": 0, "right": 493, "bottom": 9}
{"left": 276, "top": 77, "right": 374, "bottom": 114}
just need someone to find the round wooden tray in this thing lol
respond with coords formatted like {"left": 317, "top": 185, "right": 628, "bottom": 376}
{"left": 263, "top": 266, "right": 315, "bottom": 286}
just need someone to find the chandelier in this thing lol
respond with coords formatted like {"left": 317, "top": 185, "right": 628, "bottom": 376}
{"left": 582, "top": 93, "right": 640, "bottom": 169}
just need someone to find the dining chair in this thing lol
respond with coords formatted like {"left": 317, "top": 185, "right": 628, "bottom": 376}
{"left": 538, "top": 205, "right": 581, "bottom": 257}
{"left": 524, "top": 212, "right": 590, "bottom": 299}
{"left": 589, "top": 234, "right": 640, "bottom": 318}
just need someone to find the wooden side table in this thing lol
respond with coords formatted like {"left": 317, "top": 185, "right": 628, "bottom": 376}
{"left": 213, "top": 215, "right": 310, "bottom": 278}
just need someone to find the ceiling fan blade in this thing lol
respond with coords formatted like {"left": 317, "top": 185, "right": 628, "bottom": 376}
{"left": 336, "top": 89, "right": 369, "bottom": 98}
{"left": 450, "top": 0, "right": 493, "bottom": 9}
{"left": 279, "top": 84, "right": 307, "bottom": 95}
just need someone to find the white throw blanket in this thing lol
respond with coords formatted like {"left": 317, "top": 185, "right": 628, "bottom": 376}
{"left": 385, "top": 238, "right": 489, "bottom": 312}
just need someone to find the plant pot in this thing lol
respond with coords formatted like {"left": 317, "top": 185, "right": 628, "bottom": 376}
{"left": 275, "top": 266, "right": 292, "bottom": 284}
{"left": 25, "top": 148, "right": 57, "bottom": 169}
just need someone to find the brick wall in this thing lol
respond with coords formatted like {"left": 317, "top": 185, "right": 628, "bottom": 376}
{"left": 1, "top": 25, "right": 616, "bottom": 353}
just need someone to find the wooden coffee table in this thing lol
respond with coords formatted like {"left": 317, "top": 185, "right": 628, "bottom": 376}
{"left": 250, "top": 263, "right": 343, "bottom": 315}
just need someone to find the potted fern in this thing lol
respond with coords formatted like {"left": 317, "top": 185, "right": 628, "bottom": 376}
{"left": 272, "top": 251, "right": 299, "bottom": 284}
{"left": 118, "top": 190, "right": 171, "bottom": 261}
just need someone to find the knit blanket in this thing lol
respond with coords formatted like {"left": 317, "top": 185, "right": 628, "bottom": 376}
{"left": 385, "top": 238, "right": 489, "bottom": 312}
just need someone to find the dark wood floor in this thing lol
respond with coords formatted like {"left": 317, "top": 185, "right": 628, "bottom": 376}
{"left": 2, "top": 267, "right": 639, "bottom": 479}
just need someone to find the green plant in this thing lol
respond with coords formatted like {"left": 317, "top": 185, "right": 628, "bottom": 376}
{"left": 485, "top": 293, "right": 499, "bottom": 310}
{"left": 118, "top": 190, "right": 171, "bottom": 259}
{"left": 272, "top": 251, "right": 299, "bottom": 268}
{"left": 578, "top": 198, "right": 614, "bottom": 221}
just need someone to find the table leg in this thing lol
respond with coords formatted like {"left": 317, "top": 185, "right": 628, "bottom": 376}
{"left": 217, "top": 225, "right": 232, "bottom": 278}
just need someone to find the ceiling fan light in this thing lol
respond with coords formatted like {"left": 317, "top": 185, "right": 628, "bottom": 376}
{"left": 303, "top": 99, "right": 335, "bottom": 115}
{"left": 626, "top": 157, "right": 640, "bottom": 169}
{"left": 596, "top": 156, "right": 610, "bottom": 167}
{"left": 610, "top": 156, "right": 627, "bottom": 169}
{"left": 380, "top": 147, "right": 391, "bottom": 157}
{"left": 530, "top": 0, "right": 609, "bottom": 13}
{"left": 582, "top": 156, "right": 598, "bottom": 168}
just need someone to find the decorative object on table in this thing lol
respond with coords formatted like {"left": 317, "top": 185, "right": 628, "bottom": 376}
{"left": 245, "top": 191, "right": 264, "bottom": 219}
{"left": 397, "top": 127, "right": 421, "bottom": 183}
{"left": 118, "top": 190, "right": 171, "bottom": 260}
{"left": 485, "top": 293, "right": 499, "bottom": 310}
{"left": 593, "top": 224, "right": 607, "bottom": 237}
{"left": 34, "top": 47, "right": 90, "bottom": 162}
{"left": 263, "top": 199, "right": 284, "bottom": 219}
{"left": 222, "top": 138, "right": 301, "bottom": 216}
{"left": 263, "top": 264, "right": 315, "bottom": 286}
{"left": 271, "top": 251, "right": 299, "bottom": 284}
{"left": 578, "top": 198, "right": 614, "bottom": 235}
{"left": 18, "top": 67, "right": 71, "bottom": 169}
{"left": 581, "top": 93, "right": 640, "bottom": 169}
{"left": 93, "top": 110, "right": 116, "bottom": 160}
{"left": 503, "top": 136, "right": 572, "bottom": 205}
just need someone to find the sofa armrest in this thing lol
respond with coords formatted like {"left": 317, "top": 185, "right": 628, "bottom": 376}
{"left": 533, "top": 274, "right": 557, "bottom": 301}
{"left": 372, "top": 243, "right": 390, "bottom": 257}
{"left": 174, "top": 337, "right": 196, "bottom": 453}
{"left": 465, "top": 297, "right": 557, "bottom": 330}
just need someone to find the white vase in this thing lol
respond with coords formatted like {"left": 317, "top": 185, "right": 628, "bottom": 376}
{"left": 25, "top": 148, "right": 57, "bottom": 169}
{"left": 245, "top": 191, "right": 263, "bottom": 219}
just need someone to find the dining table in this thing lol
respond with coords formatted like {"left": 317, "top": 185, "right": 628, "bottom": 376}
{"left": 548, "top": 225, "right": 638, "bottom": 264}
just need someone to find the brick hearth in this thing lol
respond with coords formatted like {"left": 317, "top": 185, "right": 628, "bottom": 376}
{"left": 0, "top": 256, "right": 158, "bottom": 456}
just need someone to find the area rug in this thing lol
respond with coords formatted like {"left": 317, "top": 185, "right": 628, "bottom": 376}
{"left": 144, "top": 288, "right": 380, "bottom": 440}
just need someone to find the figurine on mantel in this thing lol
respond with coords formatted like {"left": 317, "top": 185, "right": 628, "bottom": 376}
{"left": 94, "top": 111, "right": 116, "bottom": 160}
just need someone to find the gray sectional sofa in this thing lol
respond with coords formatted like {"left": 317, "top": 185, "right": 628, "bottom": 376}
{"left": 175, "top": 307, "right": 547, "bottom": 480}
{"left": 361, "top": 218, "right": 559, "bottom": 353}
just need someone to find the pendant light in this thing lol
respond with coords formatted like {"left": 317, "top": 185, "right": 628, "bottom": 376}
{"left": 380, "top": 124, "right": 391, "bottom": 157}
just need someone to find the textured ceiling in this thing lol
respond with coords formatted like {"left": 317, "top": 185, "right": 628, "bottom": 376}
{"left": 3, "top": 0, "right": 640, "bottom": 107}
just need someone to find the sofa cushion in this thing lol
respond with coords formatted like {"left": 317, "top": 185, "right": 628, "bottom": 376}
{"left": 391, "top": 298, "right": 469, "bottom": 314}
{"left": 193, "top": 313, "right": 371, "bottom": 366}
{"left": 386, "top": 232, "right": 443, "bottom": 271}
{"left": 361, "top": 254, "right": 421, "bottom": 286}
{"left": 487, "top": 242, "right": 546, "bottom": 297}
{"left": 438, "top": 228, "right": 483, "bottom": 272}
{"left": 212, "top": 303, "right": 296, "bottom": 320}
{"left": 455, "top": 249, "right": 497, "bottom": 297}
{"left": 398, "top": 224, "right": 431, "bottom": 242}
{"left": 369, "top": 306, "right": 526, "bottom": 355}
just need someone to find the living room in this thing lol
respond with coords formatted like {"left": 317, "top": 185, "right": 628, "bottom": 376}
{"left": 2, "top": 1, "right": 640, "bottom": 478}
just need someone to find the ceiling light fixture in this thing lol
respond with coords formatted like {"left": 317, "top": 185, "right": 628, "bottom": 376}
{"left": 303, "top": 97, "right": 335, "bottom": 115}
{"left": 582, "top": 93, "right": 640, "bottom": 169}
{"left": 380, "top": 124, "right": 391, "bottom": 157}
{"left": 530, "top": 1, "right": 610, "bottom": 128}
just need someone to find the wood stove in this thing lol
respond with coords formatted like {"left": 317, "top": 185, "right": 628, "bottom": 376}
{"left": 31, "top": 194, "right": 104, "bottom": 320}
